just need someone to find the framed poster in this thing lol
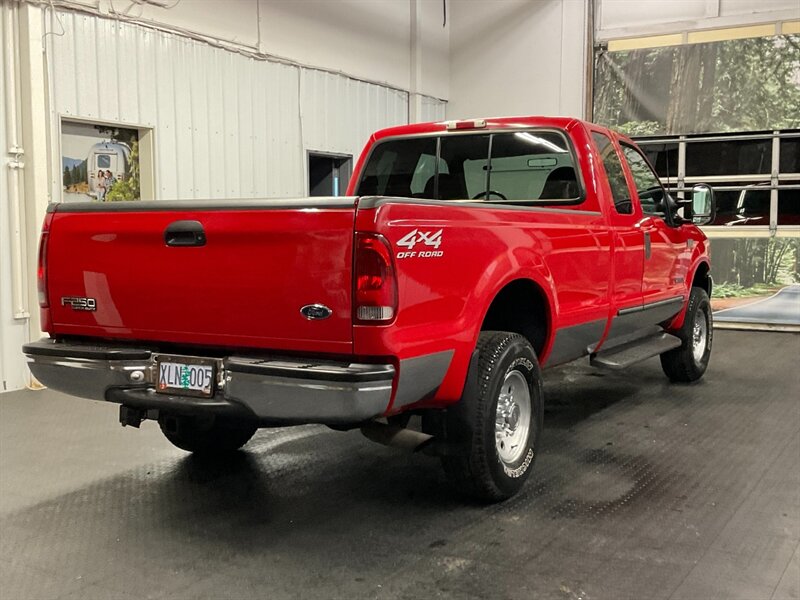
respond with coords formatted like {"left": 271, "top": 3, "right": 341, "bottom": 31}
{"left": 61, "top": 120, "right": 142, "bottom": 202}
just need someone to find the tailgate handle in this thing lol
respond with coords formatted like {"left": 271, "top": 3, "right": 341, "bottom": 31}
{"left": 165, "top": 220, "right": 206, "bottom": 247}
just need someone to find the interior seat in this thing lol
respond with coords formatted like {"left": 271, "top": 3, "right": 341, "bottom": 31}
{"left": 540, "top": 166, "right": 579, "bottom": 199}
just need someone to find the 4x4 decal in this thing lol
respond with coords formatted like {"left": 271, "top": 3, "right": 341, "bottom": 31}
{"left": 396, "top": 229, "right": 444, "bottom": 259}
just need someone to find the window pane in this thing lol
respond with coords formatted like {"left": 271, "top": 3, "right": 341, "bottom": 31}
{"left": 438, "top": 135, "right": 490, "bottom": 200}
{"left": 592, "top": 132, "right": 632, "bottom": 215}
{"left": 97, "top": 154, "right": 111, "bottom": 169}
{"left": 409, "top": 153, "right": 439, "bottom": 196}
{"left": 709, "top": 182, "right": 770, "bottom": 226}
{"left": 621, "top": 144, "right": 667, "bottom": 216}
{"left": 356, "top": 137, "right": 437, "bottom": 197}
{"left": 640, "top": 142, "right": 679, "bottom": 179}
{"left": 779, "top": 138, "right": 800, "bottom": 174}
{"left": 685, "top": 138, "right": 771, "bottom": 176}
{"left": 777, "top": 182, "right": 800, "bottom": 226}
{"left": 487, "top": 132, "right": 579, "bottom": 202}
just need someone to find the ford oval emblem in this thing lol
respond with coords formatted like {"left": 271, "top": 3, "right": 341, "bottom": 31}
{"left": 301, "top": 304, "right": 332, "bottom": 320}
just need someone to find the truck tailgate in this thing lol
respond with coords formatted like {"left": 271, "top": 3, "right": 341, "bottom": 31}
{"left": 45, "top": 200, "right": 356, "bottom": 354}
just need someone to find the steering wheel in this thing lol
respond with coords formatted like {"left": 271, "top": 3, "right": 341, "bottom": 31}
{"left": 472, "top": 190, "right": 507, "bottom": 201}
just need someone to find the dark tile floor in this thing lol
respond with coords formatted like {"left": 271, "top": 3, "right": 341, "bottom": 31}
{"left": 1, "top": 330, "right": 798, "bottom": 600}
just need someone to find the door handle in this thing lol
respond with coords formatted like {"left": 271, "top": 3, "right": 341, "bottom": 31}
{"left": 164, "top": 220, "right": 206, "bottom": 247}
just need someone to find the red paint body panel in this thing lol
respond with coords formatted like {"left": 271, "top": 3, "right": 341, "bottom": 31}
{"left": 42, "top": 116, "right": 710, "bottom": 413}
{"left": 46, "top": 207, "right": 357, "bottom": 354}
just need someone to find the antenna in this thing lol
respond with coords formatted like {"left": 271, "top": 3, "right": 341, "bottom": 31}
{"left": 665, "top": 142, "right": 671, "bottom": 197}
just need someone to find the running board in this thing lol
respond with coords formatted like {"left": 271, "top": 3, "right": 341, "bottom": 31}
{"left": 590, "top": 332, "right": 682, "bottom": 370}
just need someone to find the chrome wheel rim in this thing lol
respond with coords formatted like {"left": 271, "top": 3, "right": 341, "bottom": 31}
{"left": 692, "top": 309, "right": 708, "bottom": 363}
{"left": 495, "top": 370, "right": 532, "bottom": 465}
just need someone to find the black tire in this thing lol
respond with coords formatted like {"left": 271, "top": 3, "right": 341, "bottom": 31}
{"left": 442, "top": 331, "right": 543, "bottom": 503}
{"left": 158, "top": 414, "right": 257, "bottom": 454}
{"left": 660, "top": 287, "right": 713, "bottom": 382}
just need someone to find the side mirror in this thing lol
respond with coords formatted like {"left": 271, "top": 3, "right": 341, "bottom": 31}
{"left": 690, "top": 184, "right": 715, "bottom": 226}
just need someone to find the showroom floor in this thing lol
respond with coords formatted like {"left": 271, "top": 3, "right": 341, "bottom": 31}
{"left": 1, "top": 330, "right": 798, "bottom": 600}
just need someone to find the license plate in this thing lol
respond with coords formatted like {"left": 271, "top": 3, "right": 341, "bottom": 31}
{"left": 156, "top": 356, "right": 216, "bottom": 398}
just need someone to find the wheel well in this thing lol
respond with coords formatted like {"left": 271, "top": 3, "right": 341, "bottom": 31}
{"left": 480, "top": 279, "right": 549, "bottom": 357}
{"left": 692, "top": 262, "right": 711, "bottom": 295}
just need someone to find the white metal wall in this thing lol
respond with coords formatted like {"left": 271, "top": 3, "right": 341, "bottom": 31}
{"left": 0, "top": 1, "right": 29, "bottom": 392}
{"left": 447, "top": 0, "right": 587, "bottom": 120}
{"left": 418, "top": 95, "right": 447, "bottom": 123}
{"left": 46, "top": 10, "right": 444, "bottom": 201}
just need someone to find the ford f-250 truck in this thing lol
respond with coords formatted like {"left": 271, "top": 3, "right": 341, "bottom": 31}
{"left": 24, "top": 116, "right": 717, "bottom": 502}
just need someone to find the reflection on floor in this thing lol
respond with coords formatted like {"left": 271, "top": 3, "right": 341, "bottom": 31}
{"left": 0, "top": 330, "right": 798, "bottom": 600}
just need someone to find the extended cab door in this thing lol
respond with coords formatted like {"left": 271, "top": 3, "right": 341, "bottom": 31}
{"left": 618, "top": 141, "right": 688, "bottom": 311}
{"left": 589, "top": 130, "right": 644, "bottom": 316}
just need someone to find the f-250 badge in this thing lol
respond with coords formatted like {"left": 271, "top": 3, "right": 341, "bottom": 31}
{"left": 61, "top": 296, "right": 97, "bottom": 311}
{"left": 396, "top": 229, "right": 444, "bottom": 259}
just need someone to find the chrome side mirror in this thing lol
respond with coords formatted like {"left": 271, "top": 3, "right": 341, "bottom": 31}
{"left": 690, "top": 184, "right": 716, "bottom": 226}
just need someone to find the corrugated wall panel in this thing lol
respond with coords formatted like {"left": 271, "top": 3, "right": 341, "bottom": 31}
{"left": 46, "top": 10, "right": 439, "bottom": 201}
{"left": 300, "top": 68, "right": 408, "bottom": 165}
{"left": 419, "top": 96, "right": 447, "bottom": 123}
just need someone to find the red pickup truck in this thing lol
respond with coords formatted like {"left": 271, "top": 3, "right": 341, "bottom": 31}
{"left": 25, "top": 116, "right": 716, "bottom": 501}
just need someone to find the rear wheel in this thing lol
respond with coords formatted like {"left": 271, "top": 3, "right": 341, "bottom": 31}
{"left": 442, "top": 331, "right": 543, "bottom": 502}
{"left": 158, "top": 414, "right": 257, "bottom": 454}
{"left": 660, "top": 287, "right": 713, "bottom": 382}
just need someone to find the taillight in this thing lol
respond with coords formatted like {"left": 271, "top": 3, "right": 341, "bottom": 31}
{"left": 37, "top": 231, "right": 49, "bottom": 308}
{"left": 354, "top": 233, "right": 397, "bottom": 324}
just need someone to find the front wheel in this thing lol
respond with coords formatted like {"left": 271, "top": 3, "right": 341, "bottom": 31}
{"left": 660, "top": 287, "right": 713, "bottom": 382}
{"left": 442, "top": 331, "right": 543, "bottom": 502}
{"left": 159, "top": 414, "right": 257, "bottom": 455}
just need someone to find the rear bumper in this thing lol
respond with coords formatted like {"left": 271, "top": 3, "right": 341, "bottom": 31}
{"left": 23, "top": 339, "right": 394, "bottom": 425}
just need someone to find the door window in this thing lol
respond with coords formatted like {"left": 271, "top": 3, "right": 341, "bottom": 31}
{"left": 621, "top": 144, "right": 668, "bottom": 218}
{"left": 592, "top": 132, "right": 632, "bottom": 215}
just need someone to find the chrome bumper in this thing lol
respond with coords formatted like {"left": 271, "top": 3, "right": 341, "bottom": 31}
{"left": 23, "top": 339, "right": 395, "bottom": 424}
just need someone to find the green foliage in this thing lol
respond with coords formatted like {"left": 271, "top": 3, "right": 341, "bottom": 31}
{"left": 106, "top": 140, "right": 140, "bottom": 202}
{"left": 593, "top": 34, "right": 800, "bottom": 134}
{"left": 616, "top": 121, "right": 662, "bottom": 136}
{"left": 712, "top": 281, "right": 778, "bottom": 299}
{"left": 711, "top": 237, "right": 800, "bottom": 288}
{"left": 63, "top": 161, "right": 87, "bottom": 188}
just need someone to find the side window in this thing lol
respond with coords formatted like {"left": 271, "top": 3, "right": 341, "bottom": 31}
{"left": 591, "top": 132, "right": 632, "bottom": 215}
{"left": 621, "top": 144, "right": 667, "bottom": 217}
{"left": 487, "top": 132, "right": 581, "bottom": 202}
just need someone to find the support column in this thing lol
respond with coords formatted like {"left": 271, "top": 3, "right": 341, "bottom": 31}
{"left": 408, "top": 0, "right": 423, "bottom": 123}
{"left": 17, "top": 2, "right": 51, "bottom": 383}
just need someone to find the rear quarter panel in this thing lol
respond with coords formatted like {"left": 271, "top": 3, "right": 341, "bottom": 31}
{"left": 354, "top": 200, "right": 613, "bottom": 407}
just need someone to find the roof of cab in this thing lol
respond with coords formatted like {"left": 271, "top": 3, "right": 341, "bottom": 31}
{"left": 370, "top": 115, "right": 585, "bottom": 143}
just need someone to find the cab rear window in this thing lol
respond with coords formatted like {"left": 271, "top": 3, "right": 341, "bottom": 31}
{"left": 356, "top": 130, "right": 583, "bottom": 205}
